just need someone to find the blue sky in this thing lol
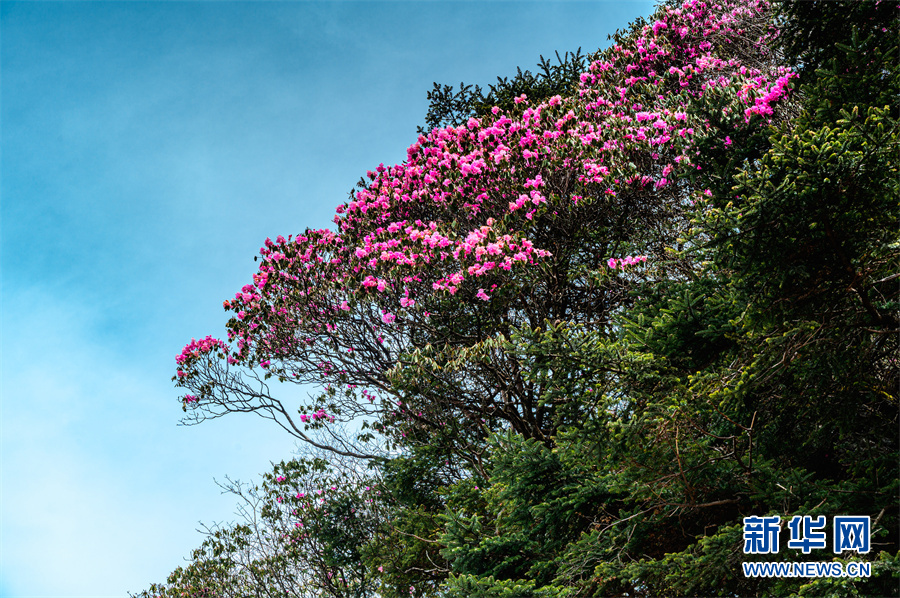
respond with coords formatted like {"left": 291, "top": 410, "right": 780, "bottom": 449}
{"left": 1, "top": 1, "right": 654, "bottom": 595}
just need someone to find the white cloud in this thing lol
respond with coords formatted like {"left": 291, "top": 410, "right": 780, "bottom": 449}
{"left": 1, "top": 287, "right": 299, "bottom": 596}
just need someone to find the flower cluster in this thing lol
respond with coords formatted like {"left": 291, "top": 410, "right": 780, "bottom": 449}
{"left": 299, "top": 409, "right": 335, "bottom": 424}
{"left": 175, "top": 0, "right": 795, "bottom": 443}
{"left": 743, "top": 72, "right": 798, "bottom": 120}
{"left": 175, "top": 335, "right": 226, "bottom": 378}
{"left": 607, "top": 255, "right": 648, "bottom": 269}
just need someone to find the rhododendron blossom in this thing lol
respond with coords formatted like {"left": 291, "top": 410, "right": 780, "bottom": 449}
{"left": 173, "top": 0, "right": 795, "bottom": 456}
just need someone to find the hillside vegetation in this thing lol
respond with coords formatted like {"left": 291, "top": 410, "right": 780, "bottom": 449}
{"left": 139, "top": 1, "right": 899, "bottom": 596}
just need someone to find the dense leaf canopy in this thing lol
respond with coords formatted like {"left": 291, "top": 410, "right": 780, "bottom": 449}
{"left": 141, "top": 1, "right": 899, "bottom": 596}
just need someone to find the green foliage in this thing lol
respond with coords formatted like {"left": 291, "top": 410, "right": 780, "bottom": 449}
{"left": 147, "top": 1, "right": 899, "bottom": 596}
{"left": 417, "top": 49, "right": 587, "bottom": 133}
{"left": 133, "top": 459, "right": 381, "bottom": 598}
{"left": 727, "top": 106, "right": 898, "bottom": 317}
{"left": 359, "top": 450, "right": 450, "bottom": 598}
{"left": 441, "top": 432, "right": 600, "bottom": 584}
{"left": 419, "top": 2, "right": 900, "bottom": 595}
{"left": 441, "top": 573, "right": 560, "bottom": 598}
{"left": 775, "top": 0, "right": 898, "bottom": 84}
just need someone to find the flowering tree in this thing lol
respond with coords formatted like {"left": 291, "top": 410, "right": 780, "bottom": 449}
{"left": 174, "top": 0, "right": 793, "bottom": 469}
{"left": 151, "top": 0, "right": 899, "bottom": 595}
{"left": 134, "top": 458, "right": 381, "bottom": 598}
